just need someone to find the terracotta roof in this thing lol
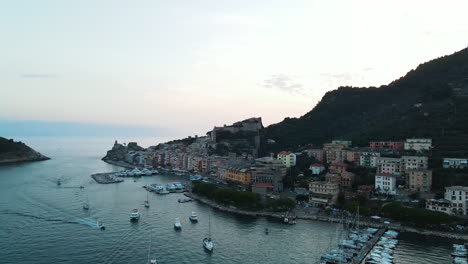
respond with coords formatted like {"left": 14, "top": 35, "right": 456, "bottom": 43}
{"left": 252, "top": 183, "right": 273, "bottom": 188}
{"left": 278, "top": 151, "right": 293, "bottom": 155}
{"left": 310, "top": 163, "right": 324, "bottom": 167}
{"left": 330, "top": 162, "right": 348, "bottom": 167}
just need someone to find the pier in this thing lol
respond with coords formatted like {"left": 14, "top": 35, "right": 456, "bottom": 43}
{"left": 91, "top": 173, "right": 123, "bottom": 184}
{"left": 354, "top": 227, "right": 386, "bottom": 264}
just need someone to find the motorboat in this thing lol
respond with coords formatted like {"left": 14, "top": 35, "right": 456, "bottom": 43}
{"left": 130, "top": 209, "right": 140, "bottom": 221}
{"left": 178, "top": 198, "right": 192, "bottom": 203}
{"left": 159, "top": 190, "right": 170, "bottom": 195}
{"left": 174, "top": 218, "right": 181, "bottom": 230}
{"left": 97, "top": 220, "right": 105, "bottom": 230}
{"left": 151, "top": 169, "right": 159, "bottom": 175}
{"left": 57, "top": 179, "right": 61, "bottom": 186}
{"left": 174, "top": 182, "right": 185, "bottom": 190}
{"left": 83, "top": 202, "right": 89, "bottom": 210}
{"left": 131, "top": 168, "right": 142, "bottom": 177}
{"left": 166, "top": 183, "right": 177, "bottom": 192}
{"left": 189, "top": 212, "right": 198, "bottom": 222}
{"left": 144, "top": 192, "right": 150, "bottom": 208}
{"left": 265, "top": 227, "right": 269, "bottom": 234}
{"left": 148, "top": 184, "right": 164, "bottom": 192}
{"left": 141, "top": 168, "right": 152, "bottom": 176}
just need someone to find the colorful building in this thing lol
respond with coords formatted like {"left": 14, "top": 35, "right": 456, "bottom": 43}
{"left": 309, "top": 163, "right": 325, "bottom": 175}
{"left": 309, "top": 181, "right": 339, "bottom": 206}
{"left": 407, "top": 170, "right": 432, "bottom": 192}
{"left": 225, "top": 166, "right": 252, "bottom": 185}
{"left": 277, "top": 151, "right": 296, "bottom": 168}
{"left": 369, "top": 141, "right": 404, "bottom": 151}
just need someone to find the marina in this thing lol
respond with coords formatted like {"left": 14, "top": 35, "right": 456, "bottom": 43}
{"left": 91, "top": 173, "right": 124, "bottom": 184}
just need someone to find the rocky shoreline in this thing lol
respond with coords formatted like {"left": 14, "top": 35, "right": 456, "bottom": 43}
{"left": 0, "top": 137, "right": 50, "bottom": 165}
{"left": 184, "top": 192, "right": 468, "bottom": 241}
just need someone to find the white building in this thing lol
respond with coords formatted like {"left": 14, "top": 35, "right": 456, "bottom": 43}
{"left": 445, "top": 186, "right": 468, "bottom": 215}
{"left": 360, "top": 152, "right": 381, "bottom": 167}
{"left": 277, "top": 151, "right": 296, "bottom": 168}
{"left": 443, "top": 158, "right": 468, "bottom": 169}
{"left": 404, "top": 138, "right": 432, "bottom": 152}
{"left": 375, "top": 173, "right": 397, "bottom": 195}
{"left": 309, "top": 163, "right": 325, "bottom": 175}
{"left": 401, "top": 156, "right": 428, "bottom": 173}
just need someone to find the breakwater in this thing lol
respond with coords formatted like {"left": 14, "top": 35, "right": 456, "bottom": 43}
{"left": 91, "top": 173, "right": 123, "bottom": 184}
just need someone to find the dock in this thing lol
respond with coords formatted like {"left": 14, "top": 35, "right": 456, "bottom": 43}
{"left": 353, "top": 227, "right": 387, "bottom": 264}
{"left": 91, "top": 173, "right": 123, "bottom": 184}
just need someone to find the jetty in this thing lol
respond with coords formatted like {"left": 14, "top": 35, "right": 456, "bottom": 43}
{"left": 354, "top": 227, "right": 386, "bottom": 264}
{"left": 91, "top": 173, "right": 123, "bottom": 184}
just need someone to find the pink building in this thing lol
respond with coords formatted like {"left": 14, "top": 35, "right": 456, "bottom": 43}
{"left": 370, "top": 141, "right": 404, "bottom": 151}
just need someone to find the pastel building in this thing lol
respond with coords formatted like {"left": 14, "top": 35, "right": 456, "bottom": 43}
{"left": 376, "top": 157, "right": 401, "bottom": 175}
{"left": 309, "top": 181, "right": 339, "bottom": 206}
{"left": 407, "top": 170, "right": 432, "bottom": 192}
{"left": 370, "top": 141, "right": 404, "bottom": 151}
{"left": 445, "top": 186, "right": 468, "bottom": 215}
{"left": 225, "top": 167, "right": 252, "bottom": 185}
{"left": 375, "top": 173, "right": 397, "bottom": 195}
{"left": 277, "top": 151, "right": 296, "bottom": 168}
{"left": 443, "top": 158, "right": 468, "bottom": 169}
{"left": 401, "top": 156, "right": 428, "bottom": 174}
{"left": 360, "top": 152, "right": 381, "bottom": 167}
{"left": 309, "top": 163, "right": 325, "bottom": 175}
{"left": 404, "top": 138, "right": 432, "bottom": 152}
{"left": 306, "top": 149, "right": 325, "bottom": 162}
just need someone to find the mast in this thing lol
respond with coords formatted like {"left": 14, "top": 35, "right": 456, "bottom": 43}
{"left": 357, "top": 204, "right": 360, "bottom": 231}
{"left": 208, "top": 214, "right": 211, "bottom": 239}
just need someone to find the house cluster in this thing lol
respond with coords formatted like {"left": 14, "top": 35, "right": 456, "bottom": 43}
{"left": 307, "top": 139, "right": 435, "bottom": 207}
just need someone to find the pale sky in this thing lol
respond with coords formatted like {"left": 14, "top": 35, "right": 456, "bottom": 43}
{"left": 2, "top": 0, "right": 468, "bottom": 136}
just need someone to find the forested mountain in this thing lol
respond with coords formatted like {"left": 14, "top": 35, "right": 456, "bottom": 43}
{"left": 261, "top": 46, "right": 468, "bottom": 161}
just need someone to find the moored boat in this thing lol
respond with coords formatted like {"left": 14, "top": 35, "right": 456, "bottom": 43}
{"left": 130, "top": 209, "right": 140, "bottom": 221}
{"left": 189, "top": 212, "right": 198, "bottom": 222}
{"left": 174, "top": 218, "right": 181, "bottom": 230}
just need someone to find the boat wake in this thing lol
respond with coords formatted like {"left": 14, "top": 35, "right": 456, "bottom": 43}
{"left": 1, "top": 210, "right": 102, "bottom": 228}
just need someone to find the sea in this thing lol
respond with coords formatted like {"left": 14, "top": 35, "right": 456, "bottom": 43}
{"left": 0, "top": 137, "right": 462, "bottom": 264}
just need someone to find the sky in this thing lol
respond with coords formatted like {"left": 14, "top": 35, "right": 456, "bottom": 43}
{"left": 1, "top": 0, "right": 468, "bottom": 137}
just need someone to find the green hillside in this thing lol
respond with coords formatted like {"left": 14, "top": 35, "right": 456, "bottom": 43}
{"left": 261, "top": 46, "right": 468, "bottom": 161}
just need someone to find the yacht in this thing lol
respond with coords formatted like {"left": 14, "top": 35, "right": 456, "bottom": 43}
{"left": 131, "top": 168, "right": 142, "bottom": 177}
{"left": 148, "top": 184, "right": 164, "bottom": 192}
{"left": 189, "top": 212, "right": 198, "bottom": 222}
{"left": 203, "top": 214, "right": 214, "bottom": 252}
{"left": 174, "top": 218, "right": 182, "bottom": 230}
{"left": 141, "top": 168, "right": 152, "bottom": 176}
{"left": 166, "top": 183, "right": 177, "bottom": 192}
{"left": 130, "top": 209, "right": 140, "bottom": 221}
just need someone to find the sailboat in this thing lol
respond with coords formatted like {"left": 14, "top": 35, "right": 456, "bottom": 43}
{"left": 144, "top": 189, "right": 150, "bottom": 208}
{"left": 147, "top": 229, "right": 157, "bottom": 264}
{"left": 83, "top": 193, "right": 89, "bottom": 210}
{"left": 203, "top": 214, "right": 214, "bottom": 252}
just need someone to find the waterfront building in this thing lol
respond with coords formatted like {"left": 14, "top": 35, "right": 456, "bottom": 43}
{"left": 225, "top": 166, "right": 252, "bottom": 185}
{"left": 308, "top": 181, "right": 339, "bottom": 206}
{"left": 404, "top": 138, "right": 432, "bottom": 152}
{"left": 309, "top": 163, "right": 325, "bottom": 175}
{"left": 425, "top": 199, "right": 452, "bottom": 215}
{"left": 359, "top": 152, "right": 381, "bottom": 167}
{"left": 369, "top": 141, "right": 404, "bottom": 151}
{"left": 445, "top": 186, "right": 468, "bottom": 215}
{"left": 376, "top": 157, "right": 401, "bottom": 175}
{"left": 252, "top": 157, "right": 286, "bottom": 192}
{"left": 375, "top": 173, "right": 397, "bottom": 195}
{"left": 407, "top": 170, "right": 432, "bottom": 192}
{"left": 277, "top": 151, "right": 296, "bottom": 168}
{"left": 251, "top": 183, "right": 274, "bottom": 199}
{"left": 443, "top": 158, "right": 468, "bottom": 169}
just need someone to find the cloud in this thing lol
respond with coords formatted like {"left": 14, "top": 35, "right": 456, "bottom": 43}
{"left": 20, "top": 74, "right": 58, "bottom": 79}
{"left": 260, "top": 74, "right": 305, "bottom": 95}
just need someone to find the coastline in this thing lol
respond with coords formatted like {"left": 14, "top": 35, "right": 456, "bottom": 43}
{"left": 102, "top": 159, "right": 134, "bottom": 169}
{"left": 184, "top": 192, "right": 468, "bottom": 241}
{"left": 0, "top": 155, "right": 50, "bottom": 165}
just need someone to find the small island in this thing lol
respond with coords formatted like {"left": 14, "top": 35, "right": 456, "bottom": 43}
{"left": 0, "top": 137, "right": 50, "bottom": 164}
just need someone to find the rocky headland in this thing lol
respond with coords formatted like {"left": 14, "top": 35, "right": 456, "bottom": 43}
{"left": 0, "top": 137, "right": 50, "bottom": 164}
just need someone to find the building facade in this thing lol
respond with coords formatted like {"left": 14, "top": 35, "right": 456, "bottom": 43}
{"left": 376, "top": 157, "right": 401, "bottom": 175}
{"left": 252, "top": 157, "right": 287, "bottom": 192}
{"left": 443, "top": 158, "right": 468, "bottom": 169}
{"left": 404, "top": 138, "right": 432, "bottom": 152}
{"left": 360, "top": 152, "right": 381, "bottom": 167}
{"left": 225, "top": 167, "right": 252, "bottom": 185}
{"left": 309, "top": 181, "right": 339, "bottom": 206}
{"left": 370, "top": 141, "right": 404, "bottom": 151}
{"left": 277, "top": 151, "right": 296, "bottom": 168}
{"left": 407, "top": 170, "right": 432, "bottom": 192}
{"left": 309, "top": 163, "right": 325, "bottom": 175}
{"left": 375, "top": 173, "right": 397, "bottom": 195}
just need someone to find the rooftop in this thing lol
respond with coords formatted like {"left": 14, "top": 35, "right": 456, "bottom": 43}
{"left": 446, "top": 186, "right": 468, "bottom": 192}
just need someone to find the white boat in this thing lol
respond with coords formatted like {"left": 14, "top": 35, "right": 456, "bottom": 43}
{"left": 141, "top": 168, "right": 152, "bottom": 176}
{"left": 144, "top": 191, "right": 150, "bottom": 208}
{"left": 189, "top": 212, "right": 198, "bottom": 222}
{"left": 131, "top": 168, "right": 142, "bottom": 177}
{"left": 166, "top": 183, "right": 177, "bottom": 192}
{"left": 147, "top": 228, "right": 157, "bottom": 264}
{"left": 203, "top": 214, "right": 213, "bottom": 252}
{"left": 174, "top": 218, "right": 181, "bottom": 230}
{"left": 130, "top": 209, "right": 140, "bottom": 221}
{"left": 158, "top": 190, "right": 170, "bottom": 195}
{"left": 174, "top": 182, "right": 185, "bottom": 190}
{"left": 83, "top": 194, "right": 90, "bottom": 210}
{"left": 148, "top": 184, "right": 164, "bottom": 192}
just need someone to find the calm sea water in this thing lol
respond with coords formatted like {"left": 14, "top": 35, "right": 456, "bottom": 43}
{"left": 0, "top": 137, "right": 461, "bottom": 264}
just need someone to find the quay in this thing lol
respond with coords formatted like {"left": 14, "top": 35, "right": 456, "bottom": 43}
{"left": 354, "top": 227, "right": 386, "bottom": 264}
{"left": 91, "top": 173, "right": 123, "bottom": 184}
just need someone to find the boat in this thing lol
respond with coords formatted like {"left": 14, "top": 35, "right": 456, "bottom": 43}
{"left": 57, "top": 179, "right": 61, "bottom": 186}
{"left": 203, "top": 214, "right": 214, "bottom": 252}
{"left": 131, "top": 168, "right": 142, "bottom": 177}
{"left": 147, "top": 228, "right": 157, "bottom": 264}
{"left": 130, "top": 209, "right": 140, "bottom": 221}
{"left": 174, "top": 218, "right": 181, "bottom": 230}
{"left": 97, "top": 220, "right": 105, "bottom": 230}
{"left": 178, "top": 198, "right": 193, "bottom": 203}
{"left": 166, "top": 183, "right": 177, "bottom": 192}
{"left": 148, "top": 184, "right": 164, "bottom": 192}
{"left": 141, "top": 168, "right": 152, "bottom": 176}
{"left": 265, "top": 227, "right": 269, "bottom": 234}
{"left": 189, "top": 212, "right": 198, "bottom": 222}
{"left": 158, "top": 190, "right": 170, "bottom": 195}
{"left": 144, "top": 191, "right": 150, "bottom": 208}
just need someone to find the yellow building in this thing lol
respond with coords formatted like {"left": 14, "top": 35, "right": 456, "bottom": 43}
{"left": 225, "top": 167, "right": 252, "bottom": 185}
{"left": 277, "top": 151, "right": 296, "bottom": 168}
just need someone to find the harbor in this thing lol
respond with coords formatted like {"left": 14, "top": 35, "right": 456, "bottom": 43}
{"left": 91, "top": 173, "right": 124, "bottom": 184}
